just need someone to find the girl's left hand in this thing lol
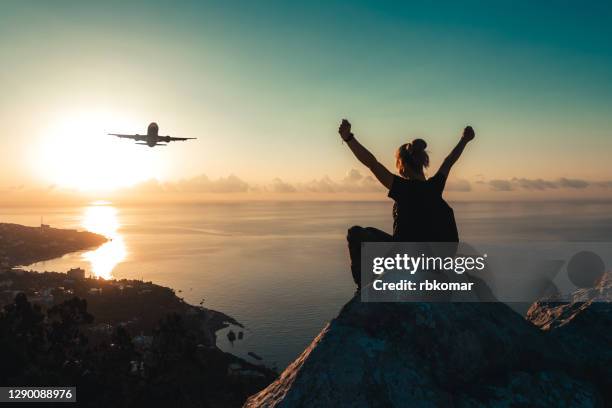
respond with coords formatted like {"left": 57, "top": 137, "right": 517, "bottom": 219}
{"left": 339, "top": 119, "right": 352, "bottom": 141}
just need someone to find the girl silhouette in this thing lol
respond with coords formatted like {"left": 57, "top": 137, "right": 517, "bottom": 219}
{"left": 339, "top": 119, "right": 476, "bottom": 288}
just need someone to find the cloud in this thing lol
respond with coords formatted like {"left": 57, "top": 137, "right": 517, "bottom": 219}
{"left": 512, "top": 178, "right": 558, "bottom": 190}
{"left": 486, "top": 177, "right": 594, "bottom": 191}
{"left": 270, "top": 178, "right": 297, "bottom": 193}
{"left": 558, "top": 178, "right": 589, "bottom": 189}
{"left": 187, "top": 174, "right": 249, "bottom": 193}
{"left": 303, "top": 175, "right": 339, "bottom": 193}
{"left": 265, "top": 170, "right": 386, "bottom": 194}
{"left": 489, "top": 179, "right": 514, "bottom": 191}
{"left": 17, "top": 172, "right": 608, "bottom": 202}
{"left": 128, "top": 170, "right": 388, "bottom": 195}
{"left": 131, "top": 174, "right": 250, "bottom": 194}
{"left": 268, "top": 170, "right": 471, "bottom": 194}
{"left": 343, "top": 169, "right": 363, "bottom": 183}
{"left": 445, "top": 179, "right": 472, "bottom": 192}
{"left": 126, "top": 169, "right": 470, "bottom": 195}
{"left": 302, "top": 170, "right": 385, "bottom": 193}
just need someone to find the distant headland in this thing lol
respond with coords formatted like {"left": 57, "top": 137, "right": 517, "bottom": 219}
{"left": 0, "top": 222, "right": 107, "bottom": 269}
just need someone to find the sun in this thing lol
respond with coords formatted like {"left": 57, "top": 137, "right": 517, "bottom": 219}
{"left": 34, "top": 110, "right": 167, "bottom": 191}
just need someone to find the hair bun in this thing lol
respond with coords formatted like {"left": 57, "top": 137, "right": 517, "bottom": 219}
{"left": 396, "top": 138, "right": 430, "bottom": 175}
{"left": 410, "top": 138, "right": 427, "bottom": 152}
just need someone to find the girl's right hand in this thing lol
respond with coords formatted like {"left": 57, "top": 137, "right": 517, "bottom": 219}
{"left": 462, "top": 125, "right": 475, "bottom": 142}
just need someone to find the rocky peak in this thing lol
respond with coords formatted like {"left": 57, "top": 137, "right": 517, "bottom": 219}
{"left": 245, "top": 273, "right": 611, "bottom": 407}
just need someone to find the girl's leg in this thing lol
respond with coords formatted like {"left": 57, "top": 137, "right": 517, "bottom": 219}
{"left": 347, "top": 226, "right": 393, "bottom": 289}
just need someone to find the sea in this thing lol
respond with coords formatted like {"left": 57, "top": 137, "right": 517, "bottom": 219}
{"left": 2, "top": 200, "right": 611, "bottom": 369}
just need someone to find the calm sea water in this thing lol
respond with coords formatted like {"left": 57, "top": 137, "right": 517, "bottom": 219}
{"left": 2, "top": 200, "right": 612, "bottom": 369}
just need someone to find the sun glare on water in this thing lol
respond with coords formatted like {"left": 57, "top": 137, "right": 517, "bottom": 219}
{"left": 81, "top": 204, "right": 126, "bottom": 279}
{"left": 35, "top": 111, "right": 166, "bottom": 191}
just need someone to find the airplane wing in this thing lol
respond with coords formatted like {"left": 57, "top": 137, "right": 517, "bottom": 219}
{"left": 108, "top": 133, "right": 147, "bottom": 141}
{"left": 156, "top": 135, "right": 197, "bottom": 143}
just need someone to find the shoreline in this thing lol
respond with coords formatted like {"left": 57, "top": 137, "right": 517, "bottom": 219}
{"left": 0, "top": 269, "right": 244, "bottom": 351}
{"left": 0, "top": 222, "right": 108, "bottom": 268}
{"left": 0, "top": 221, "right": 248, "bottom": 351}
{"left": 0, "top": 269, "right": 276, "bottom": 406}
{"left": 0, "top": 222, "right": 276, "bottom": 383}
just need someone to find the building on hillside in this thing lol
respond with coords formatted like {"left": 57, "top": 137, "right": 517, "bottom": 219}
{"left": 40, "top": 216, "right": 50, "bottom": 229}
{"left": 67, "top": 267, "right": 86, "bottom": 280}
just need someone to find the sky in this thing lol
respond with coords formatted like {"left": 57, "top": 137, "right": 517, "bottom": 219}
{"left": 1, "top": 0, "right": 612, "bottom": 201}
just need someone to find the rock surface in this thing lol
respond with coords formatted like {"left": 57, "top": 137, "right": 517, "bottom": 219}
{"left": 527, "top": 272, "right": 612, "bottom": 403}
{"left": 245, "top": 274, "right": 611, "bottom": 407}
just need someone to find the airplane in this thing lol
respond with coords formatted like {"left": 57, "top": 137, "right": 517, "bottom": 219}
{"left": 108, "top": 122, "right": 195, "bottom": 147}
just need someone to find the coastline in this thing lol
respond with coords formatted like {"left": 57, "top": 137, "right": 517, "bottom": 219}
{"left": 0, "top": 221, "right": 250, "bottom": 352}
{"left": 0, "top": 222, "right": 276, "bottom": 405}
{"left": 0, "top": 222, "right": 108, "bottom": 268}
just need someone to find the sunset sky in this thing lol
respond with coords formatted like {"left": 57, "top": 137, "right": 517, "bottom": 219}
{"left": 1, "top": 1, "right": 611, "bottom": 200}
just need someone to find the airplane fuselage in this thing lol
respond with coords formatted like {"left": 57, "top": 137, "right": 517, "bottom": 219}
{"left": 146, "top": 122, "right": 159, "bottom": 147}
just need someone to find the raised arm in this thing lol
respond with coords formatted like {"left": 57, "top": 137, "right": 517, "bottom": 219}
{"left": 437, "top": 126, "right": 476, "bottom": 177}
{"left": 338, "top": 119, "right": 394, "bottom": 189}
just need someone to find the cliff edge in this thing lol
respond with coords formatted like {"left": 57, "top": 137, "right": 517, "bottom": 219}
{"left": 245, "top": 274, "right": 611, "bottom": 407}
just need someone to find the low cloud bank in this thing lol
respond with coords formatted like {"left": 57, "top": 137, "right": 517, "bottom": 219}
{"left": 127, "top": 170, "right": 474, "bottom": 195}
{"left": 4, "top": 172, "right": 612, "bottom": 205}
{"left": 486, "top": 177, "right": 599, "bottom": 192}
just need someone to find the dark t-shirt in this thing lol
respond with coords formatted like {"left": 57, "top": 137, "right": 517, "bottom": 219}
{"left": 388, "top": 173, "right": 459, "bottom": 242}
